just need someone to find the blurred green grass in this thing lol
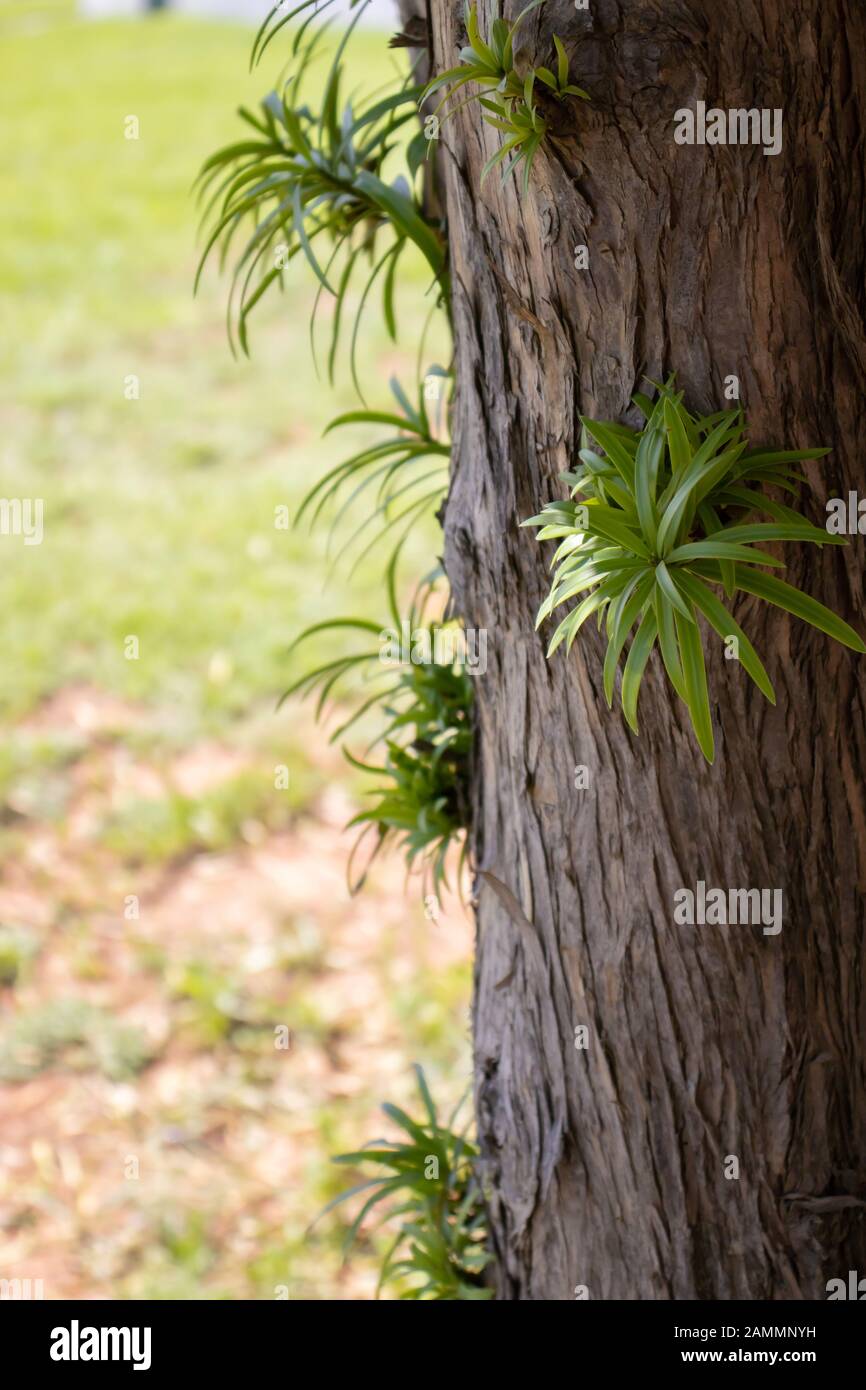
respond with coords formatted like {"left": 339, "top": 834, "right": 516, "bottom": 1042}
{"left": 0, "top": 0, "right": 447, "bottom": 732}
{"left": 0, "top": 2, "right": 470, "bottom": 1303}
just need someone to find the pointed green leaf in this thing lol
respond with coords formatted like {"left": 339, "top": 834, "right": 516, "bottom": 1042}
{"left": 602, "top": 571, "right": 653, "bottom": 706}
{"left": 653, "top": 589, "right": 688, "bottom": 702}
{"left": 655, "top": 561, "right": 695, "bottom": 622}
{"left": 676, "top": 571, "right": 775, "bottom": 703}
{"left": 675, "top": 605, "right": 715, "bottom": 762}
{"left": 731, "top": 570, "right": 866, "bottom": 653}
{"left": 621, "top": 608, "right": 658, "bottom": 732}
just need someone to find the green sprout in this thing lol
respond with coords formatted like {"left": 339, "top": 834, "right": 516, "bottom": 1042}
{"left": 523, "top": 377, "right": 865, "bottom": 762}
{"left": 283, "top": 563, "right": 473, "bottom": 895}
{"left": 195, "top": 10, "right": 446, "bottom": 389}
{"left": 423, "top": 1, "right": 589, "bottom": 192}
{"left": 297, "top": 370, "right": 451, "bottom": 582}
{"left": 323, "top": 1065, "right": 493, "bottom": 1300}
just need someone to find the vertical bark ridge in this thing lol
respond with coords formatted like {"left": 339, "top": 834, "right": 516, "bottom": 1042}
{"left": 433, "top": 0, "right": 866, "bottom": 1297}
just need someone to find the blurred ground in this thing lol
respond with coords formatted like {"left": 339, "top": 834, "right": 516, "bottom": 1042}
{"left": 0, "top": 1, "right": 469, "bottom": 1299}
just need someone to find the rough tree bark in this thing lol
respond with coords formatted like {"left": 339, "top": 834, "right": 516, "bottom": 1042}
{"left": 428, "top": 0, "right": 866, "bottom": 1299}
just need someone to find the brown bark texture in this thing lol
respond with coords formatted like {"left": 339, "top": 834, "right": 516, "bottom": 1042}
{"left": 429, "top": 0, "right": 866, "bottom": 1299}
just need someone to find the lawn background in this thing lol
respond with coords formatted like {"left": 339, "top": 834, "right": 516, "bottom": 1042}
{"left": 0, "top": 0, "right": 470, "bottom": 1300}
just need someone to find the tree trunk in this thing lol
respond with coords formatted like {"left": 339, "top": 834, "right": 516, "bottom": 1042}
{"left": 431, "top": 0, "right": 866, "bottom": 1299}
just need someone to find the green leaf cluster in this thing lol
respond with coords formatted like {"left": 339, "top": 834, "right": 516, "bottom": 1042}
{"left": 323, "top": 1065, "right": 493, "bottom": 1299}
{"left": 523, "top": 377, "right": 864, "bottom": 762}
{"left": 195, "top": 7, "right": 446, "bottom": 385}
{"left": 283, "top": 564, "right": 472, "bottom": 894}
{"left": 298, "top": 370, "right": 451, "bottom": 581}
{"left": 423, "top": 1, "right": 589, "bottom": 192}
